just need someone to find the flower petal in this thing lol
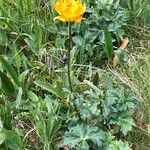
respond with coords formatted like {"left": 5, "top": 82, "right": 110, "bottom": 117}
{"left": 53, "top": 0, "right": 63, "bottom": 15}
{"left": 54, "top": 16, "right": 66, "bottom": 22}
{"left": 73, "top": 16, "right": 83, "bottom": 22}
{"left": 53, "top": 0, "right": 86, "bottom": 22}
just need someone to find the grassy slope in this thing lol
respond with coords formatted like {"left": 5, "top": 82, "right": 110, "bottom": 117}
{"left": 109, "top": 24, "right": 150, "bottom": 149}
{"left": 0, "top": 0, "right": 150, "bottom": 149}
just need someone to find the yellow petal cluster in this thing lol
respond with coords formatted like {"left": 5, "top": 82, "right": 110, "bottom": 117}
{"left": 53, "top": 0, "right": 86, "bottom": 22}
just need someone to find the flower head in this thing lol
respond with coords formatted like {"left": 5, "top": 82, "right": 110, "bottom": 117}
{"left": 53, "top": 0, "right": 86, "bottom": 22}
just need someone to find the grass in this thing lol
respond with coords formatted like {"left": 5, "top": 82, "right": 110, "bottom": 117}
{"left": 108, "top": 24, "right": 150, "bottom": 149}
{"left": 0, "top": 0, "right": 150, "bottom": 149}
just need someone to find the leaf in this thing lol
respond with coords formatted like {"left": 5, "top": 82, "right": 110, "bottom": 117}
{"left": 80, "top": 140, "right": 89, "bottom": 150}
{"left": 0, "top": 71, "right": 16, "bottom": 96}
{"left": 102, "top": 74, "right": 113, "bottom": 89}
{"left": 64, "top": 124, "right": 106, "bottom": 149}
{"left": 84, "top": 80, "right": 101, "bottom": 94}
{"left": 0, "top": 131, "right": 5, "bottom": 145}
{"left": 47, "top": 116, "right": 61, "bottom": 140}
{"left": 5, "top": 130, "right": 22, "bottom": 150}
{"left": 34, "top": 81, "right": 63, "bottom": 99}
{"left": 55, "top": 81, "right": 65, "bottom": 100}
{"left": 105, "top": 139, "right": 132, "bottom": 150}
{"left": 73, "top": 36, "right": 84, "bottom": 47}
{"left": 75, "top": 93, "right": 100, "bottom": 120}
{"left": 24, "top": 37, "right": 36, "bottom": 54}
{"left": 111, "top": 114, "right": 135, "bottom": 136}
{"left": 118, "top": 116, "right": 135, "bottom": 135}
{"left": 0, "top": 118, "right": 3, "bottom": 130}
{"left": 15, "top": 87, "right": 23, "bottom": 109}
{"left": 0, "top": 106, "right": 12, "bottom": 130}
{"left": 11, "top": 46, "right": 21, "bottom": 69}
{"left": 34, "top": 25, "right": 43, "bottom": 51}
{"left": 19, "top": 70, "right": 29, "bottom": 84}
{"left": 36, "top": 116, "right": 61, "bottom": 147}
{"left": 0, "top": 118, "right": 5, "bottom": 145}
{"left": 24, "top": 25, "right": 45, "bottom": 56}
{"left": 36, "top": 118, "right": 47, "bottom": 142}
{"left": 28, "top": 91, "right": 38, "bottom": 102}
{"left": 104, "top": 27, "right": 113, "bottom": 59}
{"left": 45, "top": 95, "right": 53, "bottom": 113}
{"left": 0, "top": 56, "right": 21, "bottom": 87}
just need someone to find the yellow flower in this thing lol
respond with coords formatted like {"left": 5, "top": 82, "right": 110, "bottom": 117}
{"left": 53, "top": 0, "right": 86, "bottom": 22}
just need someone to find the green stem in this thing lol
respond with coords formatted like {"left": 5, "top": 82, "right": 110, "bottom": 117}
{"left": 67, "top": 22, "right": 82, "bottom": 121}
{"left": 68, "top": 22, "right": 73, "bottom": 92}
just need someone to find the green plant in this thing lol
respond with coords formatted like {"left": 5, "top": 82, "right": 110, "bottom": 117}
{"left": 0, "top": 0, "right": 145, "bottom": 149}
{"left": 120, "top": 0, "right": 150, "bottom": 24}
{"left": 103, "top": 133, "right": 132, "bottom": 150}
{"left": 0, "top": 104, "right": 23, "bottom": 150}
{"left": 64, "top": 124, "right": 106, "bottom": 149}
{"left": 102, "top": 88, "right": 138, "bottom": 135}
{"left": 72, "top": 0, "right": 129, "bottom": 64}
{"left": 35, "top": 115, "right": 61, "bottom": 150}
{"left": 61, "top": 76, "right": 138, "bottom": 149}
{"left": 109, "top": 46, "right": 150, "bottom": 149}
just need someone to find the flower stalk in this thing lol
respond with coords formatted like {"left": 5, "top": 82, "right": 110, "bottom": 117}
{"left": 53, "top": 0, "right": 86, "bottom": 121}
{"left": 67, "top": 22, "right": 81, "bottom": 120}
{"left": 67, "top": 22, "right": 73, "bottom": 92}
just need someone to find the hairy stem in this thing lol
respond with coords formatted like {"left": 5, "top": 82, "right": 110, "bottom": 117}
{"left": 68, "top": 22, "right": 81, "bottom": 120}
{"left": 68, "top": 22, "right": 73, "bottom": 92}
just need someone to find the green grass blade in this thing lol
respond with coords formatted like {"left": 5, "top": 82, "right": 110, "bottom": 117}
{"left": 104, "top": 27, "right": 114, "bottom": 60}
{"left": 0, "top": 56, "right": 21, "bottom": 87}
{"left": 34, "top": 81, "right": 63, "bottom": 99}
{"left": 0, "top": 71, "right": 16, "bottom": 96}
